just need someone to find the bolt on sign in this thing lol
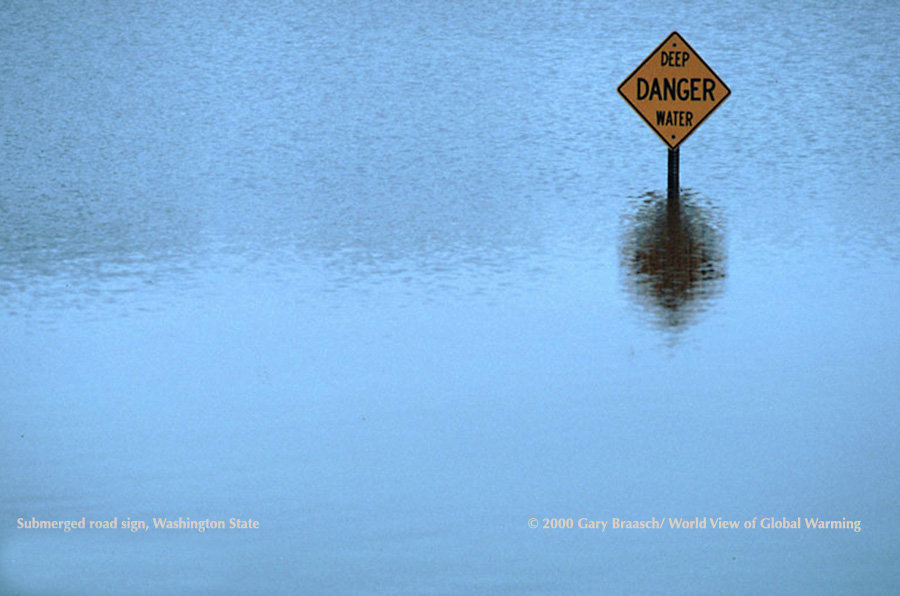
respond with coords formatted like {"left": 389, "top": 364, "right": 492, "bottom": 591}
{"left": 618, "top": 32, "right": 730, "bottom": 149}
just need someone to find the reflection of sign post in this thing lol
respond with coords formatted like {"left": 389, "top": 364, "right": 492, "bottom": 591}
{"left": 618, "top": 32, "right": 730, "bottom": 200}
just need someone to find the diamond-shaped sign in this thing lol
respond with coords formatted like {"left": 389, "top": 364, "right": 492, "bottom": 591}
{"left": 618, "top": 32, "right": 730, "bottom": 149}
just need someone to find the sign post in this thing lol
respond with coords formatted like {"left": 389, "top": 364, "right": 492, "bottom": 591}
{"left": 667, "top": 146, "right": 679, "bottom": 203}
{"left": 618, "top": 32, "right": 730, "bottom": 202}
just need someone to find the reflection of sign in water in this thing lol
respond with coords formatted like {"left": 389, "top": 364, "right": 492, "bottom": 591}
{"left": 618, "top": 32, "right": 730, "bottom": 149}
{"left": 620, "top": 191, "right": 726, "bottom": 331}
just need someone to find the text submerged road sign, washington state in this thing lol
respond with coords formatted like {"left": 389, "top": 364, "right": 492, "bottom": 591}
{"left": 618, "top": 32, "right": 730, "bottom": 149}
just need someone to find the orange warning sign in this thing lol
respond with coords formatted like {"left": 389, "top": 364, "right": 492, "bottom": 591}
{"left": 618, "top": 32, "right": 730, "bottom": 149}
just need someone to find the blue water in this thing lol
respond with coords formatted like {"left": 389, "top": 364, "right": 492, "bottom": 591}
{"left": 2, "top": 1, "right": 899, "bottom": 594}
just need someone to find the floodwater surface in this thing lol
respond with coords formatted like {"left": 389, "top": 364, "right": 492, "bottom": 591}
{"left": 1, "top": 1, "right": 898, "bottom": 594}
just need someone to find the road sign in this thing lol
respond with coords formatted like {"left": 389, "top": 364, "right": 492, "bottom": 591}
{"left": 618, "top": 32, "right": 730, "bottom": 149}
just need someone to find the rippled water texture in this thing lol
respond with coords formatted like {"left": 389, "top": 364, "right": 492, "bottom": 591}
{"left": 1, "top": 1, "right": 898, "bottom": 594}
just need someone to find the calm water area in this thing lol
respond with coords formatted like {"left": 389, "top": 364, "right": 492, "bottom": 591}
{"left": 2, "top": 1, "right": 899, "bottom": 593}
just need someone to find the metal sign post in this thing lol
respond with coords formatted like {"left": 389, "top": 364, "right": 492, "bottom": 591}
{"left": 668, "top": 147, "right": 679, "bottom": 202}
